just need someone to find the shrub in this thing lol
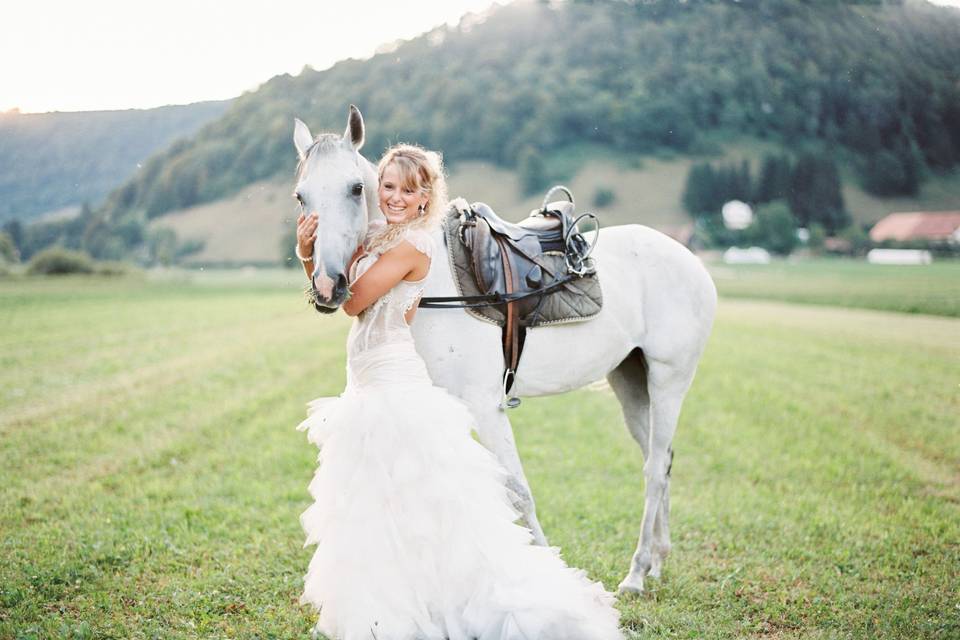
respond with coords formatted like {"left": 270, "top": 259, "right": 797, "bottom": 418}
{"left": 807, "top": 223, "right": 827, "bottom": 254}
{"left": 745, "top": 202, "right": 798, "bottom": 255}
{"left": 592, "top": 187, "right": 616, "bottom": 208}
{"left": 26, "top": 247, "right": 96, "bottom": 275}
{"left": 838, "top": 225, "right": 872, "bottom": 256}
{"left": 94, "top": 261, "right": 138, "bottom": 276}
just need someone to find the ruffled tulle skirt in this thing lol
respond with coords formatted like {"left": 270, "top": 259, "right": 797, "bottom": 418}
{"left": 297, "top": 342, "right": 622, "bottom": 640}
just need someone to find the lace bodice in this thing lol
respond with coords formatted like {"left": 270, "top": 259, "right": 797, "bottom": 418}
{"left": 345, "top": 224, "right": 434, "bottom": 362}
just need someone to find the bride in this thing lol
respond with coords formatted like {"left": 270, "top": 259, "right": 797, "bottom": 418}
{"left": 294, "top": 143, "right": 623, "bottom": 640}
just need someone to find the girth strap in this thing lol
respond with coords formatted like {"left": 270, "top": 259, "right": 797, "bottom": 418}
{"left": 417, "top": 272, "right": 579, "bottom": 308}
{"left": 494, "top": 234, "right": 522, "bottom": 400}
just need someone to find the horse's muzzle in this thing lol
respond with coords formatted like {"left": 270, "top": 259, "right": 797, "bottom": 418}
{"left": 310, "top": 273, "right": 348, "bottom": 312}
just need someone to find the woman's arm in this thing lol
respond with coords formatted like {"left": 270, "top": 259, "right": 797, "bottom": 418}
{"left": 342, "top": 241, "right": 430, "bottom": 317}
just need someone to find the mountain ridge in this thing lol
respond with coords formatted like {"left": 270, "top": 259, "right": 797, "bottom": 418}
{"left": 0, "top": 100, "right": 231, "bottom": 223}
{"left": 100, "top": 0, "right": 960, "bottom": 228}
{"left": 11, "top": 0, "right": 960, "bottom": 261}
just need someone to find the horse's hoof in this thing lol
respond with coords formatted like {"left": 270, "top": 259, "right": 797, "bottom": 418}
{"left": 617, "top": 576, "right": 644, "bottom": 596}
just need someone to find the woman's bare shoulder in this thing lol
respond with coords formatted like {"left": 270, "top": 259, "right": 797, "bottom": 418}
{"left": 376, "top": 238, "right": 429, "bottom": 282}
{"left": 377, "top": 239, "right": 427, "bottom": 267}
{"left": 401, "top": 228, "right": 434, "bottom": 258}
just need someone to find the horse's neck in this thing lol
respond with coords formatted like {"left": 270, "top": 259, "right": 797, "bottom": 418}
{"left": 361, "top": 156, "right": 385, "bottom": 226}
{"left": 426, "top": 225, "right": 457, "bottom": 296}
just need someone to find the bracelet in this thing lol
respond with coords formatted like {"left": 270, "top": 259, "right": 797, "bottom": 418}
{"left": 295, "top": 245, "right": 313, "bottom": 263}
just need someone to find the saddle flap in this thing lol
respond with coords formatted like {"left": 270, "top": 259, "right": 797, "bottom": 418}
{"left": 442, "top": 201, "right": 603, "bottom": 329}
{"left": 468, "top": 219, "right": 505, "bottom": 295}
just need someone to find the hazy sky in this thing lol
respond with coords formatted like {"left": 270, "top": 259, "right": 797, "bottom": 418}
{"left": 3, "top": 0, "right": 958, "bottom": 114}
{"left": 0, "top": 0, "right": 498, "bottom": 113}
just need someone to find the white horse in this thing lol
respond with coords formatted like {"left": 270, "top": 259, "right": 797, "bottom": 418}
{"left": 293, "top": 106, "right": 717, "bottom": 594}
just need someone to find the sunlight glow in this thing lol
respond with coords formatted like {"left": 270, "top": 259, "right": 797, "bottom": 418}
{"left": 0, "top": 0, "right": 498, "bottom": 113}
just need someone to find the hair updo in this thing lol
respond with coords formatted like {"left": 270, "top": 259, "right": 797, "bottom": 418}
{"left": 366, "top": 143, "right": 448, "bottom": 254}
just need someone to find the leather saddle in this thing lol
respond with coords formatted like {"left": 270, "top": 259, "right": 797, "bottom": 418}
{"left": 453, "top": 194, "right": 598, "bottom": 407}
{"left": 458, "top": 201, "right": 592, "bottom": 317}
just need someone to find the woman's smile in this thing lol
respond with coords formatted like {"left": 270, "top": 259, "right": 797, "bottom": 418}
{"left": 379, "top": 163, "right": 428, "bottom": 224}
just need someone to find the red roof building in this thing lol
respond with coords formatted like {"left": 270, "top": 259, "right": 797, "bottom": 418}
{"left": 870, "top": 211, "right": 960, "bottom": 243}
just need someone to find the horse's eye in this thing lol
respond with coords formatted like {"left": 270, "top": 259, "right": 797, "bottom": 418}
{"left": 351, "top": 183, "right": 364, "bottom": 197}
{"left": 293, "top": 192, "right": 304, "bottom": 206}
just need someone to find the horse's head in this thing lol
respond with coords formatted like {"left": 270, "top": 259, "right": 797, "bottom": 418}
{"left": 293, "top": 105, "right": 380, "bottom": 312}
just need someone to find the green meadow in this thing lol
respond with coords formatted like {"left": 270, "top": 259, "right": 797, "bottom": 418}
{"left": 1, "top": 270, "right": 957, "bottom": 639}
{"left": 710, "top": 259, "right": 960, "bottom": 318}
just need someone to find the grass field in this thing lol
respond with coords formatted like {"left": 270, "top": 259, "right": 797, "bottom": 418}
{"left": 1, "top": 273, "right": 958, "bottom": 639}
{"left": 709, "top": 259, "right": 960, "bottom": 318}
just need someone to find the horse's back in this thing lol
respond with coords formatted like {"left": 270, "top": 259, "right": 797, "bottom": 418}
{"left": 594, "top": 223, "right": 716, "bottom": 310}
{"left": 509, "top": 224, "right": 715, "bottom": 396}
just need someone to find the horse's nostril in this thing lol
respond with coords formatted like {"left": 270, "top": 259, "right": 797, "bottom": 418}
{"left": 335, "top": 273, "right": 348, "bottom": 298}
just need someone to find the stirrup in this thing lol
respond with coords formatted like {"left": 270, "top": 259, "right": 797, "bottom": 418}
{"left": 499, "top": 368, "right": 521, "bottom": 410}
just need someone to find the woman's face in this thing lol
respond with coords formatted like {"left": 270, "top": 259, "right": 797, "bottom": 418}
{"left": 379, "top": 163, "right": 428, "bottom": 225}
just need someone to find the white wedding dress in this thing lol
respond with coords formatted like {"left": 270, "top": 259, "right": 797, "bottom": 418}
{"left": 297, "top": 225, "right": 623, "bottom": 640}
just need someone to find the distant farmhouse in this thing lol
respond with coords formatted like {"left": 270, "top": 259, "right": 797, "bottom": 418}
{"left": 870, "top": 211, "right": 960, "bottom": 244}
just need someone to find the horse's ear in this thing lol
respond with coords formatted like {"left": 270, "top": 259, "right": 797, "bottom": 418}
{"left": 344, "top": 104, "right": 365, "bottom": 151}
{"left": 294, "top": 118, "right": 314, "bottom": 160}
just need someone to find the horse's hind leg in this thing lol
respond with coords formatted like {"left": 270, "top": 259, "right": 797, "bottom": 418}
{"left": 607, "top": 348, "right": 651, "bottom": 459}
{"left": 607, "top": 350, "right": 653, "bottom": 593}
{"left": 649, "top": 451, "right": 672, "bottom": 579}
{"left": 609, "top": 352, "right": 690, "bottom": 594}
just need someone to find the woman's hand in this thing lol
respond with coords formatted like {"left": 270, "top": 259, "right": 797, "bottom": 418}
{"left": 296, "top": 212, "right": 318, "bottom": 261}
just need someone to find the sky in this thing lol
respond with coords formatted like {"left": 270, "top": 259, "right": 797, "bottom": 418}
{"left": 3, "top": 0, "right": 958, "bottom": 114}
{"left": 0, "top": 0, "right": 499, "bottom": 114}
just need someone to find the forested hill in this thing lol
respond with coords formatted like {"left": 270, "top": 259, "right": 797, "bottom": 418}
{"left": 0, "top": 100, "right": 230, "bottom": 223}
{"left": 95, "top": 0, "right": 960, "bottom": 247}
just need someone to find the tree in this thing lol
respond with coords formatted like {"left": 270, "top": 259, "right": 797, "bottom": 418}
{"left": 683, "top": 160, "right": 755, "bottom": 218}
{"left": 861, "top": 141, "right": 923, "bottom": 197}
{"left": 787, "top": 152, "right": 848, "bottom": 233}
{"left": 754, "top": 154, "right": 792, "bottom": 204}
{"left": 682, "top": 162, "right": 718, "bottom": 216}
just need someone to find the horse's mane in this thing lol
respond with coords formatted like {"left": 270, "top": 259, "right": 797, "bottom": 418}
{"left": 295, "top": 134, "right": 346, "bottom": 181}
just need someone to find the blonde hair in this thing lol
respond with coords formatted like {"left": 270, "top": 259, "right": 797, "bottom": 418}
{"left": 366, "top": 143, "right": 448, "bottom": 254}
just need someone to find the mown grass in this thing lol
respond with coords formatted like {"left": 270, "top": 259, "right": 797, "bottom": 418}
{"left": 709, "top": 258, "right": 960, "bottom": 317}
{"left": 1, "top": 273, "right": 957, "bottom": 639}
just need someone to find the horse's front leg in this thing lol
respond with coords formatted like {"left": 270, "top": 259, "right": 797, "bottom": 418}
{"left": 470, "top": 400, "right": 549, "bottom": 546}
